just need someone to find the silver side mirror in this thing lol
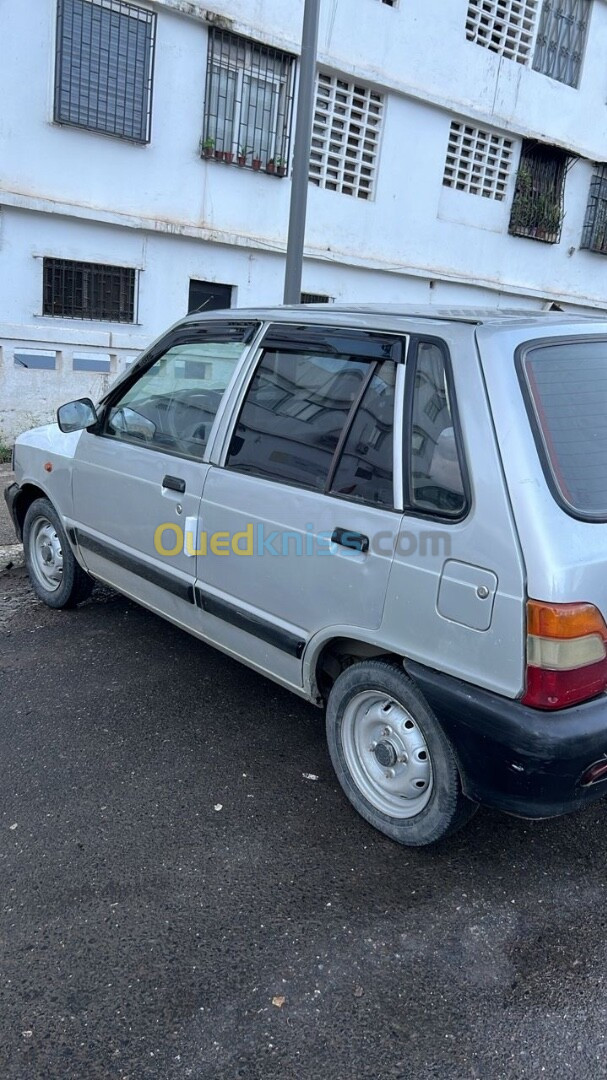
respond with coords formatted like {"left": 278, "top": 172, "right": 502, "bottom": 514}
{"left": 57, "top": 398, "right": 98, "bottom": 433}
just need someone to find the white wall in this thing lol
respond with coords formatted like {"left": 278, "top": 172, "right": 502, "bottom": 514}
{"left": 2, "top": 0, "right": 607, "bottom": 437}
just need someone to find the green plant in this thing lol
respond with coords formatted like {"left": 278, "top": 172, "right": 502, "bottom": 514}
{"left": 510, "top": 164, "right": 562, "bottom": 239}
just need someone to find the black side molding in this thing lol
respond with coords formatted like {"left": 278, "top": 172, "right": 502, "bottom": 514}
{"left": 75, "top": 530, "right": 194, "bottom": 604}
{"left": 196, "top": 589, "right": 306, "bottom": 658}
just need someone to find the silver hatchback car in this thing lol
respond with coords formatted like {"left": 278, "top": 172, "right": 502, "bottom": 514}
{"left": 7, "top": 305, "right": 607, "bottom": 847}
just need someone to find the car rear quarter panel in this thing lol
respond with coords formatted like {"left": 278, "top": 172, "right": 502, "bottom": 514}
{"left": 476, "top": 321, "right": 607, "bottom": 620}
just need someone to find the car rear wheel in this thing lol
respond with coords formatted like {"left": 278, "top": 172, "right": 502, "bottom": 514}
{"left": 23, "top": 498, "right": 94, "bottom": 609}
{"left": 326, "top": 660, "right": 477, "bottom": 847}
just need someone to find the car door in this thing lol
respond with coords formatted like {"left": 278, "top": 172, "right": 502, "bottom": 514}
{"left": 68, "top": 319, "right": 260, "bottom": 633}
{"left": 196, "top": 323, "right": 408, "bottom": 687}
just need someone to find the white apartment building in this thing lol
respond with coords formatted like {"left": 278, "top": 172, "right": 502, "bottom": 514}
{"left": 1, "top": 0, "right": 607, "bottom": 437}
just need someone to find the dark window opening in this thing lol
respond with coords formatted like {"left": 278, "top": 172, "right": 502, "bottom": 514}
{"left": 188, "top": 280, "right": 233, "bottom": 314}
{"left": 581, "top": 165, "right": 607, "bottom": 256}
{"left": 300, "top": 293, "right": 332, "bottom": 304}
{"left": 43, "top": 258, "right": 136, "bottom": 322}
{"left": 54, "top": 0, "right": 156, "bottom": 142}
{"left": 202, "top": 28, "right": 295, "bottom": 175}
{"left": 509, "top": 141, "right": 568, "bottom": 244}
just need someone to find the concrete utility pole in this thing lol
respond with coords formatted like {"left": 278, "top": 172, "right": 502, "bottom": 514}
{"left": 283, "top": 0, "right": 321, "bottom": 304}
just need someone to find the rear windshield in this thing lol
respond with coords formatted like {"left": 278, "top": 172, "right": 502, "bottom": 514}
{"left": 522, "top": 339, "right": 607, "bottom": 520}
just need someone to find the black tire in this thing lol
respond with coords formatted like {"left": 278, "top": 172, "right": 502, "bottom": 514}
{"left": 326, "top": 660, "right": 478, "bottom": 847}
{"left": 23, "top": 497, "right": 94, "bottom": 609}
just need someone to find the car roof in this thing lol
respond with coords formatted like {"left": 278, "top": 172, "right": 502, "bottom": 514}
{"left": 182, "top": 303, "right": 607, "bottom": 331}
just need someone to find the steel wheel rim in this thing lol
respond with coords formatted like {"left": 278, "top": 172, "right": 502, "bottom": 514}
{"left": 29, "top": 517, "right": 63, "bottom": 593}
{"left": 341, "top": 690, "right": 433, "bottom": 819}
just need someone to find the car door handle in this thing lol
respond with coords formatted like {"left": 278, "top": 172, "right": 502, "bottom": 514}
{"left": 331, "top": 527, "right": 370, "bottom": 553}
{"left": 162, "top": 474, "right": 186, "bottom": 493}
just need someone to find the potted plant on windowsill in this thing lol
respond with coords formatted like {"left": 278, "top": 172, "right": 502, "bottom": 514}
{"left": 238, "top": 146, "right": 250, "bottom": 167}
{"left": 266, "top": 158, "right": 276, "bottom": 175}
{"left": 252, "top": 156, "right": 262, "bottom": 171}
{"left": 275, "top": 156, "right": 287, "bottom": 178}
{"left": 201, "top": 136, "right": 215, "bottom": 160}
{"left": 224, "top": 150, "right": 234, "bottom": 165}
{"left": 214, "top": 146, "right": 225, "bottom": 162}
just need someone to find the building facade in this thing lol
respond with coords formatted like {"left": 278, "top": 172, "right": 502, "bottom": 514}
{"left": 1, "top": 0, "right": 607, "bottom": 437}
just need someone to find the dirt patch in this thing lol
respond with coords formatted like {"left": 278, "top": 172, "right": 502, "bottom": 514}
{"left": 0, "top": 565, "right": 120, "bottom": 634}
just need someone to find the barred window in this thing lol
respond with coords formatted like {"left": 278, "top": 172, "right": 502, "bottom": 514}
{"left": 309, "top": 74, "right": 384, "bottom": 200}
{"left": 202, "top": 29, "right": 295, "bottom": 173}
{"left": 465, "top": 0, "right": 539, "bottom": 63}
{"left": 43, "top": 258, "right": 136, "bottom": 322}
{"left": 54, "top": 0, "right": 156, "bottom": 142}
{"left": 443, "top": 121, "right": 514, "bottom": 200}
{"left": 581, "top": 166, "right": 607, "bottom": 255}
{"left": 509, "top": 141, "right": 568, "bottom": 243}
{"left": 300, "top": 293, "right": 332, "bottom": 304}
{"left": 533, "top": 0, "right": 592, "bottom": 87}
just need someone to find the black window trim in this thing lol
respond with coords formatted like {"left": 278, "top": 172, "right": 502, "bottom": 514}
{"left": 91, "top": 319, "right": 261, "bottom": 464}
{"left": 515, "top": 333, "right": 607, "bottom": 524}
{"left": 222, "top": 323, "right": 407, "bottom": 510}
{"left": 403, "top": 334, "right": 471, "bottom": 524}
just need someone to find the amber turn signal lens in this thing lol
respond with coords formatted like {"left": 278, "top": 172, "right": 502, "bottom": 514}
{"left": 527, "top": 600, "right": 607, "bottom": 641}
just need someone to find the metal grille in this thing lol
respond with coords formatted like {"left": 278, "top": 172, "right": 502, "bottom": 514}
{"left": 309, "top": 73, "right": 384, "bottom": 200}
{"left": 54, "top": 0, "right": 156, "bottom": 142}
{"left": 43, "top": 258, "right": 136, "bottom": 321}
{"left": 533, "top": 0, "right": 592, "bottom": 87}
{"left": 202, "top": 29, "right": 295, "bottom": 174}
{"left": 581, "top": 165, "right": 607, "bottom": 255}
{"left": 443, "top": 121, "right": 514, "bottom": 200}
{"left": 509, "top": 141, "right": 568, "bottom": 243}
{"left": 466, "top": 0, "right": 539, "bottom": 62}
{"left": 300, "top": 293, "right": 332, "bottom": 303}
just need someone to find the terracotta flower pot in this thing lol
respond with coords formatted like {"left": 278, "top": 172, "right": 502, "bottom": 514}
{"left": 266, "top": 161, "right": 276, "bottom": 175}
{"left": 224, "top": 152, "right": 234, "bottom": 164}
{"left": 252, "top": 158, "right": 262, "bottom": 171}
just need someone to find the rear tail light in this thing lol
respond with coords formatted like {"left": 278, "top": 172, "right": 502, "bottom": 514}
{"left": 523, "top": 600, "right": 607, "bottom": 710}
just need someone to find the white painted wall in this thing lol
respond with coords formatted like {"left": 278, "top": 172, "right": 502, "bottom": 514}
{"left": 2, "top": 0, "right": 607, "bottom": 438}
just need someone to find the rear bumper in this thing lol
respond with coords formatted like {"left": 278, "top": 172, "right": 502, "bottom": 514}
{"left": 406, "top": 660, "right": 607, "bottom": 819}
{"left": 3, "top": 482, "right": 22, "bottom": 541}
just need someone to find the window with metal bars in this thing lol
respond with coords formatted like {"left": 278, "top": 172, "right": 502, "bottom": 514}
{"left": 300, "top": 293, "right": 332, "bottom": 304}
{"left": 581, "top": 166, "right": 607, "bottom": 255}
{"left": 509, "top": 141, "right": 568, "bottom": 243}
{"left": 309, "top": 73, "right": 384, "bottom": 200}
{"left": 533, "top": 0, "right": 592, "bottom": 88}
{"left": 443, "top": 121, "right": 514, "bottom": 200}
{"left": 202, "top": 29, "right": 295, "bottom": 174}
{"left": 43, "top": 258, "right": 136, "bottom": 321}
{"left": 465, "top": 0, "right": 539, "bottom": 63}
{"left": 54, "top": 0, "right": 156, "bottom": 142}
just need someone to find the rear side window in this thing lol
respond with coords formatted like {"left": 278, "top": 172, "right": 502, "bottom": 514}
{"left": 226, "top": 329, "right": 401, "bottom": 505}
{"left": 227, "top": 348, "right": 371, "bottom": 490}
{"left": 408, "top": 341, "right": 466, "bottom": 517}
{"left": 330, "top": 362, "right": 396, "bottom": 506}
{"left": 522, "top": 339, "right": 607, "bottom": 519}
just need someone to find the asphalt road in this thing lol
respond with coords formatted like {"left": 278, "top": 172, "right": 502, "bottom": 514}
{"left": 2, "top": 565, "right": 607, "bottom": 1080}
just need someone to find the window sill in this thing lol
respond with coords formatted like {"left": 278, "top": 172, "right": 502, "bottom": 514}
{"left": 201, "top": 153, "right": 288, "bottom": 178}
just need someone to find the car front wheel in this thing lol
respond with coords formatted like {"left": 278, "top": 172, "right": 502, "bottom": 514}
{"left": 23, "top": 497, "right": 93, "bottom": 609}
{"left": 326, "top": 660, "right": 477, "bottom": 847}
